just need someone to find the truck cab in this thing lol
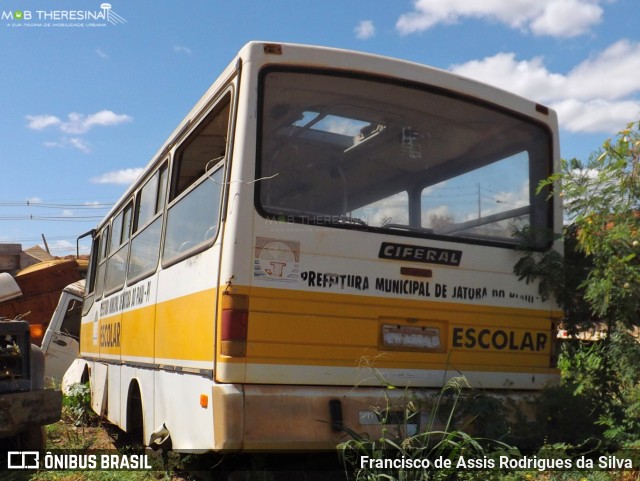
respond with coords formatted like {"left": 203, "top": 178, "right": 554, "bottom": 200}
{"left": 0, "top": 273, "right": 62, "bottom": 449}
{"left": 41, "top": 281, "right": 84, "bottom": 384}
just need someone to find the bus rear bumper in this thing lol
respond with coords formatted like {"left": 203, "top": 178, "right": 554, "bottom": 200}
{"left": 212, "top": 382, "right": 549, "bottom": 451}
{"left": 213, "top": 383, "right": 440, "bottom": 451}
{"left": 213, "top": 384, "right": 410, "bottom": 451}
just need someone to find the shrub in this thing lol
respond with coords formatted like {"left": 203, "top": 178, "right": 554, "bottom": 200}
{"left": 515, "top": 120, "right": 640, "bottom": 451}
{"left": 337, "top": 377, "right": 517, "bottom": 481}
{"left": 63, "top": 382, "right": 97, "bottom": 427}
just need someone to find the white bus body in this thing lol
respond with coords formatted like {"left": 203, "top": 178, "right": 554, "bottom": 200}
{"left": 66, "top": 42, "right": 562, "bottom": 451}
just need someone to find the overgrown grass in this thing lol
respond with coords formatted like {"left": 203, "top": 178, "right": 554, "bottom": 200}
{"left": 26, "top": 470, "right": 170, "bottom": 481}
{"left": 8, "top": 375, "right": 639, "bottom": 481}
{"left": 337, "top": 373, "right": 640, "bottom": 481}
{"left": 3, "top": 384, "right": 187, "bottom": 481}
{"left": 337, "top": 376, "right": 518, "bottom": 481}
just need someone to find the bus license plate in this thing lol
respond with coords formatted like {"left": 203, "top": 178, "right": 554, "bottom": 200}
{"left": 382, "top": 324, "right": 441, "bottom": 350}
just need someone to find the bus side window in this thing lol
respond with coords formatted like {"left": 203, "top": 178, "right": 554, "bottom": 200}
{"left": 95, "top": 226, "right": 109, "bottom": 299}
{"left": 60, "top": 299, "right": 82, "bottom": 340}
{"left": 128, "top": 162, "right": 168, "bottom": 281}
{"left": 163, "top": 92, "right": 230, "bottom": 264}
{"left": 85, "top": 232, "right": 101, "bottom": 297}
{"left": 104, "top": 202, "right": 133, "bottom": 294}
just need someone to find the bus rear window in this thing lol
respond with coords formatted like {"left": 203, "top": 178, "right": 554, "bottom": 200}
{"left": 257, "top": 69, "right": 552, "bottom": 248}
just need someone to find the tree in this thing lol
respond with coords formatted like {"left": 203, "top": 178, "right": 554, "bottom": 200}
{"left": 548, "top": 121, "right": 640, "bottom": 330}
{"left": 515, "top": 120, "right": 640, "bottom": 448}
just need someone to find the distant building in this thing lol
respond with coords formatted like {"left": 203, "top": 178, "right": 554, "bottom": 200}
{"left": 0, "top": 244, "right": 55, "bottom": 276}
{"left": 22, "top": 245, "right": 55, "bottom": 266}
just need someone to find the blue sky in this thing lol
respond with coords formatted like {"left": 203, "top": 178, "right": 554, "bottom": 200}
{"left": 1, "top": 0, "right": 639, "bottom": 256}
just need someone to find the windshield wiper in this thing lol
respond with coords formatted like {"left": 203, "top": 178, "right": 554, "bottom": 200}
{"left": 384, "top": 224, "right": 433, "bottom": 234}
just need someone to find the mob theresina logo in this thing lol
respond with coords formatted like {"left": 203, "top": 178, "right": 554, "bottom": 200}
{"left": 2, "top": 3, "right": 126, "bottom": 26}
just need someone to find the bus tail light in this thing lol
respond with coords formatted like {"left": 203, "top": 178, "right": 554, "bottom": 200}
{"left": 221, "top": 293, "right": 248, "bottom": 357}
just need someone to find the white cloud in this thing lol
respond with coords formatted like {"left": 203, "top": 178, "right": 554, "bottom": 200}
{"left": 96, "top": 49, "right": 109, "bottom": 59}
{"left": 48, "top": 239, "right": 77, "bottom": 256}
{"left": 355, "top": 20, "right": 375, "bottom": 40}
{"left": 68, "top": 138, "right": 92, "bottom": 153}
{"left": 449, "top": 40, "right": 640, "bottom": 134}
{"left": 553, "top": 98, "right": 640, "bottom": 133}
{"left": 27, "top": 110, "right": 132, "bottom": 153}
{"left": 566, "top": 40, "right": 640, "bottom": 101}
{"left": 26, "top": 115, "right": 61, "bottom": 130}
{"left": 359, "top": 193, "right": 409, "bottom": 227}
{"left": 396, "top": 0, "right": 604, "bottom": 38}
{"left": 91, "top": 168, "right": 143, "bottom": 185}
{"left": 27, "top": 110, "right": 132, "bottom": 135}
{"left": 173, "top": 45, "right": 193, "bottom": 55}
{"left": 43, "top": 137, "right": 92, "bottom": 153}
{"left": 60, "top": 110, "right": 132, "bottom": 134}
{"left": 450, "top": 52, "right": 564, "bottom": 100}
{"left": 529, "top": 0, "right": 602, "bottom": 37}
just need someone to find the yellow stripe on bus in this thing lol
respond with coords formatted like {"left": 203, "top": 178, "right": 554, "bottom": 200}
{"left": 81, "top": 284, "right": 557, "bottom": 375}
{"left": 155, "top": 288, "right": 215, "bottom": 362}
{"left": 81, "top": 288, "right": 216, "bottom": 365}
{"left": 218, "top": 285, "right": 558, "bottom": 374}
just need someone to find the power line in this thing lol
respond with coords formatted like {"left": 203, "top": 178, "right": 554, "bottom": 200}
{"left": 0, "top": 215, "right": 104, "bottom": 221}
{"left": 0, "top": 199, "right": 113, "bottom": 223}
{"left": 2, "top": 234, "right": 84, "bottom": 242}
{"left": 0, "top": 201, "right": 113, "bottom": 209}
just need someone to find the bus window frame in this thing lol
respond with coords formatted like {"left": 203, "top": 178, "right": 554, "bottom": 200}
{"left": 93, "top": 225, "right": 110, "bottom": 302}
{"left": 127, "top": 161, "right": 169, "bottom": 285}
{"left": 161, "top": 88, "right": 234, "bottom": 268}
{"left": 133, "top": 163, "right": 164, "bottom": 234}
{"left": 168, "top": 90, "right": 232, "bottom": 201}
{"left": 162, "top": 161, "right": 225, "bottom": 268}
{"left": 83, "top": 75, "right": 238, "bottom": 307}
{"left": 103, "top": 201, "right": 134, "bottom": 297}
{"left": 254, "top": 66, "right": 555, "bottom": 252}
{"left": 82, "top": 230, "right": 101, "bottom": 315}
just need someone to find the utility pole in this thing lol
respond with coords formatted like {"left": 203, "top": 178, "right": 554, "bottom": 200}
{"left": 41, "top": 234, "right": 51, "bottom": 255}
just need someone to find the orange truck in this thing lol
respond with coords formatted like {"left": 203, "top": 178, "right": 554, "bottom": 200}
{"left": 0, "top": 258, "right": 86, "bottom": 345}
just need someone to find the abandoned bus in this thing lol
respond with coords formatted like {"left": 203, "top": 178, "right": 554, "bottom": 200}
{"left": 65, "top": 41, "right": 562, "bottom": 451}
